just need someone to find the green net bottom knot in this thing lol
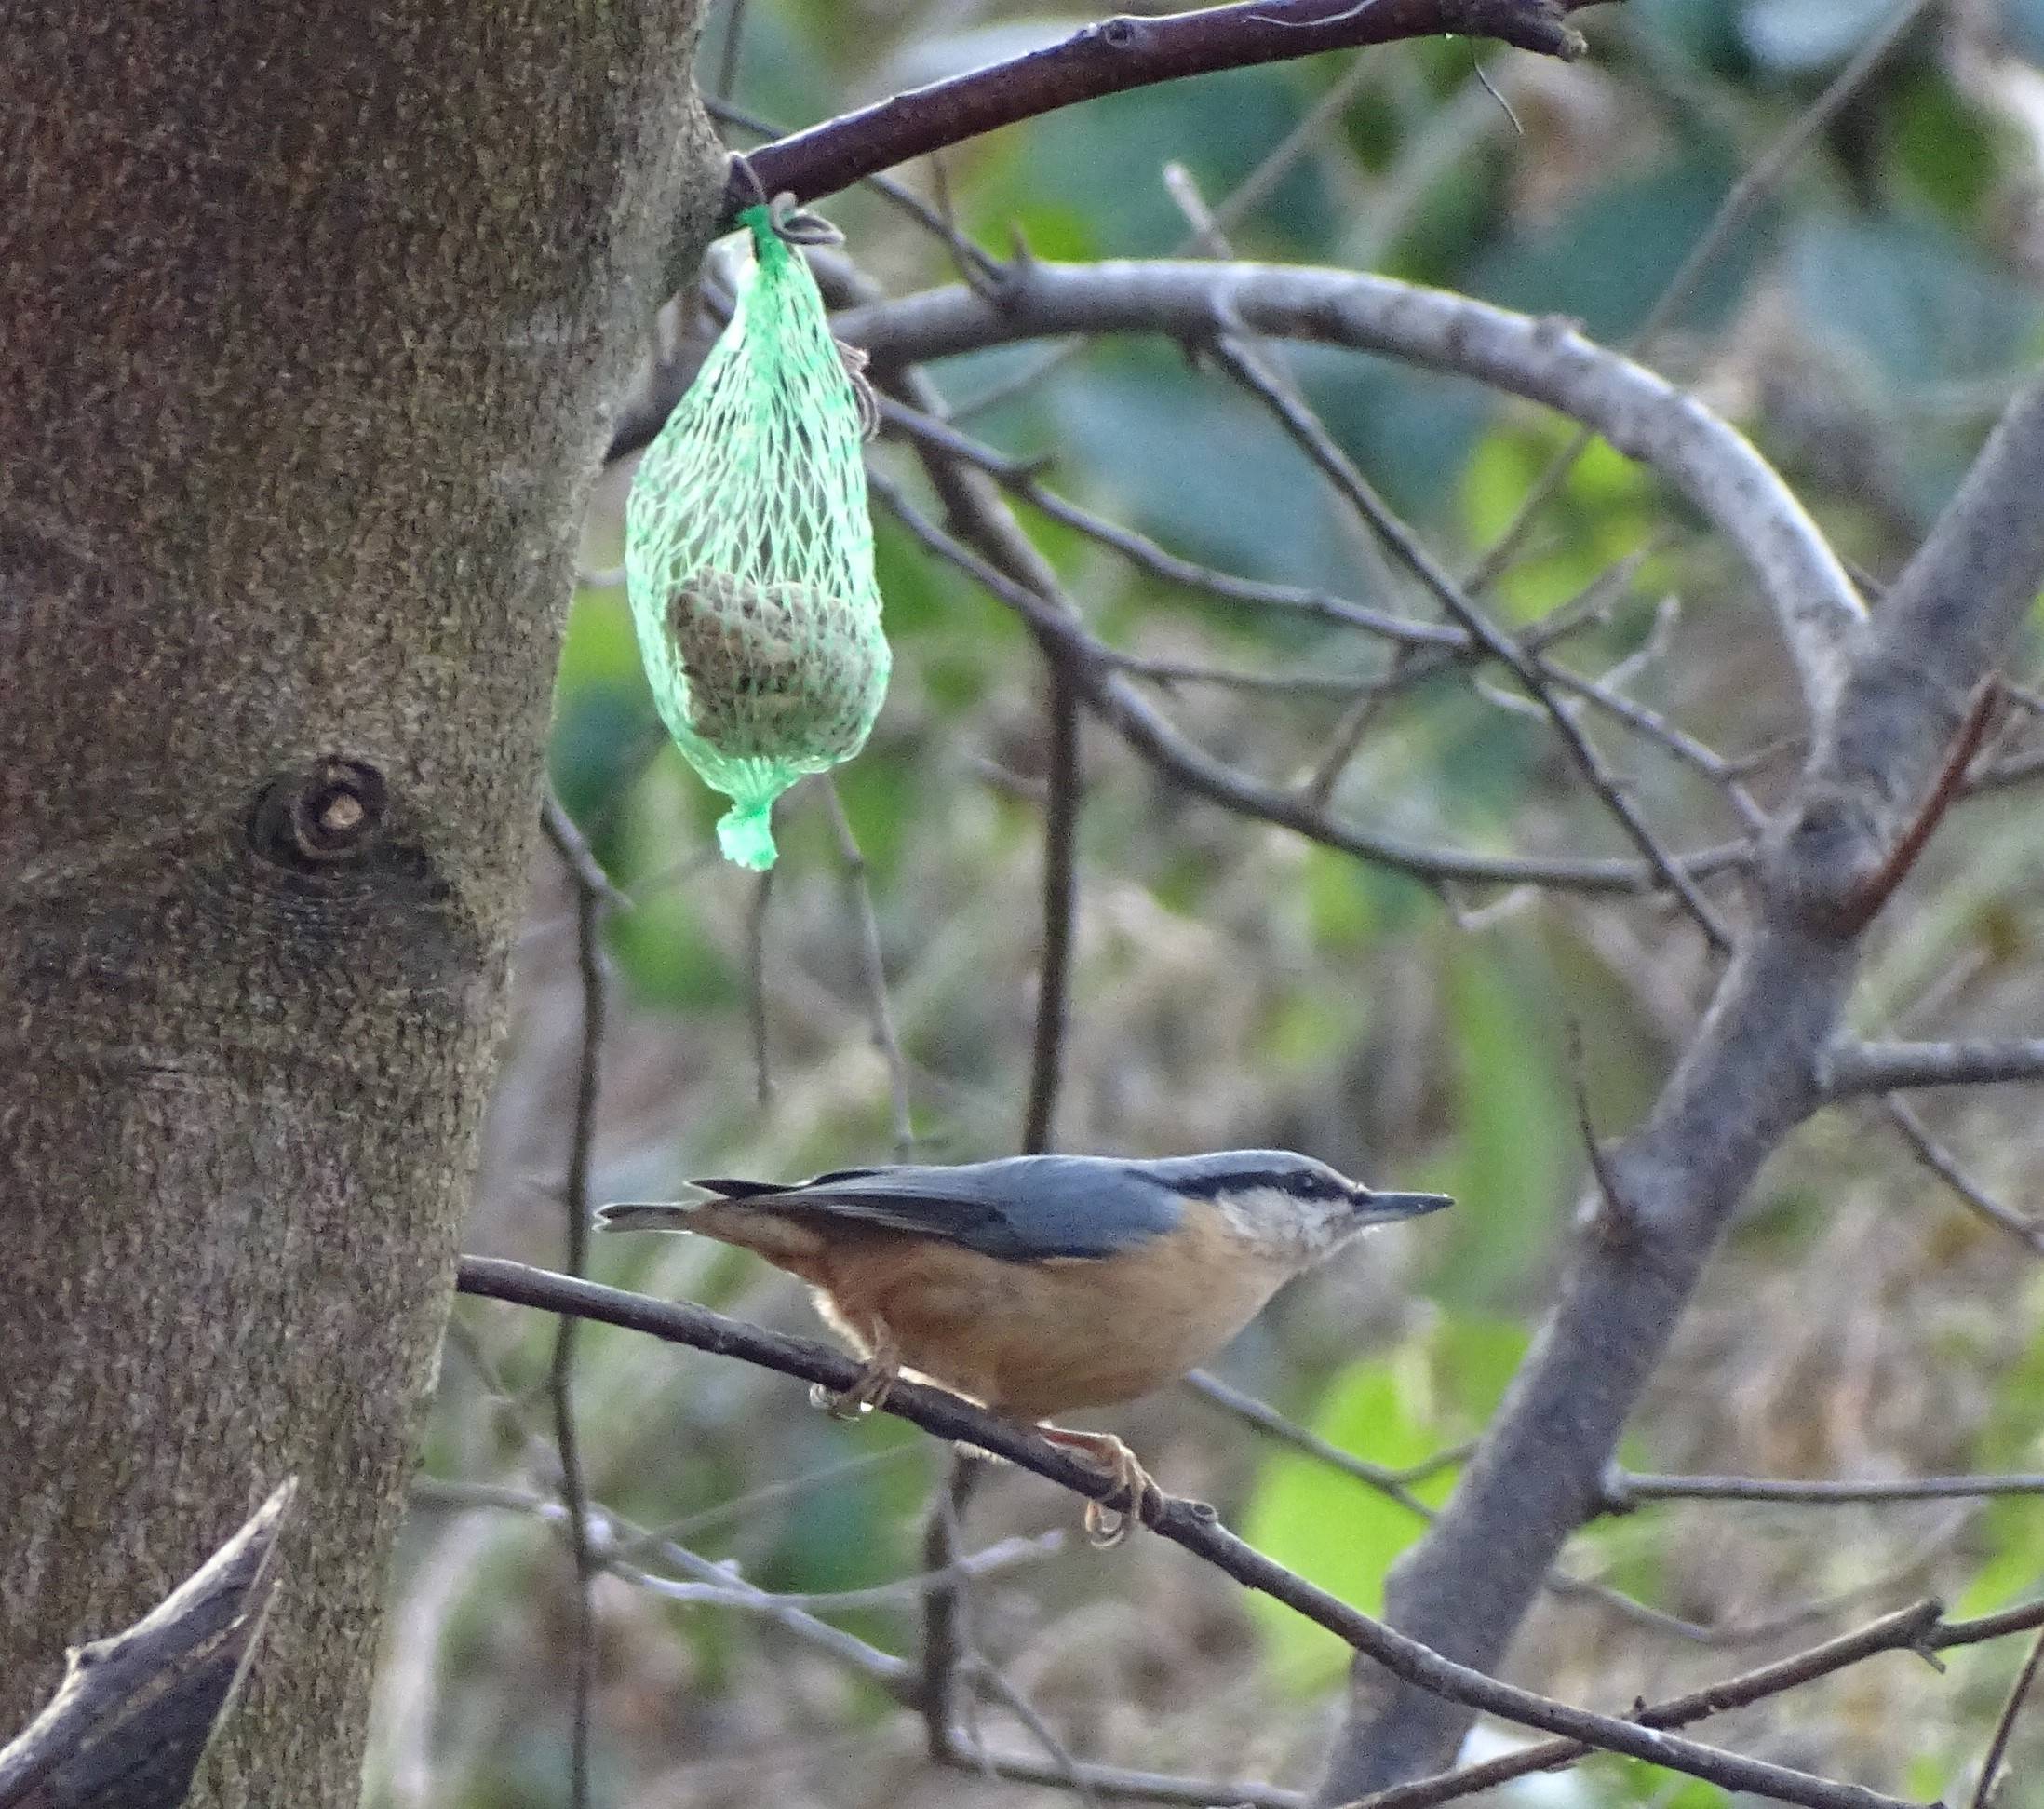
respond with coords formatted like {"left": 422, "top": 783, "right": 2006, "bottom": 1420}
{"left": 716, "top": 797, "right": 780, "bottom": 870}
{"left": 672, "top": 746, "right": 810, "bottom": 871}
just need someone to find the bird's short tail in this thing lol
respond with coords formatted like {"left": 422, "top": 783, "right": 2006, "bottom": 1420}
{"left": 598, "top": 1175, "right": 787, "bottom": 1233}
{"left": 594, "top": 1201, "right": 700, "bottom": 1234}
{"left": 596, "top": 1193, "right": 826, "bottom": 1261}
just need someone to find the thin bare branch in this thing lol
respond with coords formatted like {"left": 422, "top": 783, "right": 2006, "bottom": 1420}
{"left": 1607, "top": 1471, "right": 2044, "bottom": 1506}
{"left": 1298, "top": 547, "right": 1656, "bottom": 808}
{"left": 821, "top": 780, "right": 915, "bottom": 1156}
{"left": 1184, "top": 1370, "right": 1801, "bottom": 1646}
{"left": 1184, "top": 1370, "right": 1457, "bottom": 1500}
{"left": 1567, "top": 1018, "right": 1641, "bottom": 1246}
{"left": 953, "top": 1656, "right": 1104, "bottom": 1809}
{"left": 1878, "top": 1095, "right": 2044, "bottom": 1253}
{"left": 921, "top": 1458, "right": 979, "bottom": 1761}
{"left": 1797, "top": 678, "right": 2003, "bottom": 939}
{"left": 1101, "top": 652, "right": 1392, "bottom": 693}
{"left": 1970, "top": 1624, "right": 2044, "bottom": 1809}
{"left": 605, "top": 1449, "right": 917, "bottom": 1555}
{"left": 542, "top": 790, "right": 631, "bottom": 914}
{"left": 1170, "top": 53, "right": 1378, "bottom": 240}
{"left": 1333, "top": 1597, "right": 1975, "bottom": 1809}
{"left": 954, "top": 52, "right": 1394, "bottom": 418}
{"left": 1948, "top": 1598, "right": 2044, "bottom": 1649}
{"left": 874, "top": 392, "right": 1465, "bottom": 647}
{"left": 413, "top": 1475, "right": 918, "bottom": 1696}
{"left": 745, "top": 866, "right": 774, "bottom": 1106}
{"left": 731, "top": 0, "right": 1594, "bottom": 222}
{"left": 711, "top": 0, "right": 748, "bottom": 103}
{"left": 615, "top": 1532, "right": 1061, "bottom": 1613}
{"left": 541, "top": 804, "right": 611, "bottom": 1809}
{"left": 1822, "top": 1039, "right": 2044, "bottom": 1098}
{"left": 937, "top": 1741, "right": 1303, "bottom": 1808}
{"left": 1023, "top": 655, "right": 1081, "bottom": 1154}
{"left": 620, "top": 1524, "right": 916, "bottom": 1695}
{"left": 410, "top": 1478, "right": 1060, "bottom": 1612}
{"left": 1967, "top": 741, "right": 2044, "bottom": 794}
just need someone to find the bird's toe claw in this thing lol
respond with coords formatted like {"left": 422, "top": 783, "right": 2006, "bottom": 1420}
{"left": 809, "top": 1358, "right": 896, "bottom": 1421}
{"left": 809, "top": 1380, "right": 870, "bottom": 1419}
{"left": 1042, "top": 1429, "right": 1158, "bottom": 1548}
{"left": 1083, "top": 1466, "right": 1163, "bottom": 1547}
{"left": 1083, "top": 1496, "right": 1132, "bottom": 1548}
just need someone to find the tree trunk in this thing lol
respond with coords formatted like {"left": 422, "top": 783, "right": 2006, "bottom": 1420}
{"left": 0, "top": 8, "right": 722, "bottom": 1803}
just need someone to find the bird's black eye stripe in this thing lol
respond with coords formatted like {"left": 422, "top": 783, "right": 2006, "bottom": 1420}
{"left": 1234, "top": 1167, "right": 1339, "bottom": 1198}
{"left": 1179, "top": 1162, "right": 1343, "bottom": 1199}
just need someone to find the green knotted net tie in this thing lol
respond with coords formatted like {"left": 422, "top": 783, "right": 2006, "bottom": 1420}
{"left": 624, "top": 197, "right": 890, "bottom": 869}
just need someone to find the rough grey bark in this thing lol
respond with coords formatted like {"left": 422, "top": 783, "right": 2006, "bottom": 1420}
{"left": 0, "top": 9, "right": 723, "bottom": 1805}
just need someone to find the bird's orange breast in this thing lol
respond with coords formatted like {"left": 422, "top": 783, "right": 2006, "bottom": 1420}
{"left": 800, "top": 1208, "right": 1295, "bottom": 1422}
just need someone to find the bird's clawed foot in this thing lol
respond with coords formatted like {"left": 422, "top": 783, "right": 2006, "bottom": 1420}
{"left": 810, "top": 1350, "right": 899, "bottom": 1421}
{"left": 1037, "top": 1425, "right": 1160, "bottom": 1548}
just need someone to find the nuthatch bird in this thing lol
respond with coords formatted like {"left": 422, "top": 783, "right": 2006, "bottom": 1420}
{"left": 599, "top": 1151, "right": 1450, "bottom": 1545}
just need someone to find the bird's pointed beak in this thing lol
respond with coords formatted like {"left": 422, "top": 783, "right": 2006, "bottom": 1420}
{"left": 1349, "top": 1187, "right": 1453, "bottom": 1225}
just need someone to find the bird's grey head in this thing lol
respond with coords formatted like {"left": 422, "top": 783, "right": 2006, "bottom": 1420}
{"left": 1142, "top": 1150, "right": 1452, "bottom": 1263}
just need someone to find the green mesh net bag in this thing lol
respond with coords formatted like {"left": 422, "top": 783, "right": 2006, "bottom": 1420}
{"left": 625, "top": 195, "right": 889, "bottom": 870}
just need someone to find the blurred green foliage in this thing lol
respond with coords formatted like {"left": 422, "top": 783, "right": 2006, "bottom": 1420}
{"left": 1245, "top": 1356, "right": 1456, "bottom": 1690}
{"left": 1244, "top": 1316, "right": 1528, "bottom": 1689}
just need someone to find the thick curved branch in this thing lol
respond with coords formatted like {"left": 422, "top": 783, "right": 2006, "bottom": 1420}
{"left": 835, "top": 260, "right": 1868, "bottom": 717}
{"left": 788, "top": 245, "right": 1759, "bottom": 898}
{"left": 730, "top": 0, "right": 1595, "bottom": 221}
{"left": 455, "top": 1256, "right": 1914, "bottom": 1809}
{"left": 1312, "top": 376, "right": 2044, "bottom": 1801}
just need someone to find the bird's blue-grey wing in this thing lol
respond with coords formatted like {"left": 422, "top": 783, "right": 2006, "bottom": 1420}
{"left": 687, "top": 1156, "right": 1182, "bottom": 1262}
{"left": 688, "top": 1169, "right": 895, "bottom": 1202}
